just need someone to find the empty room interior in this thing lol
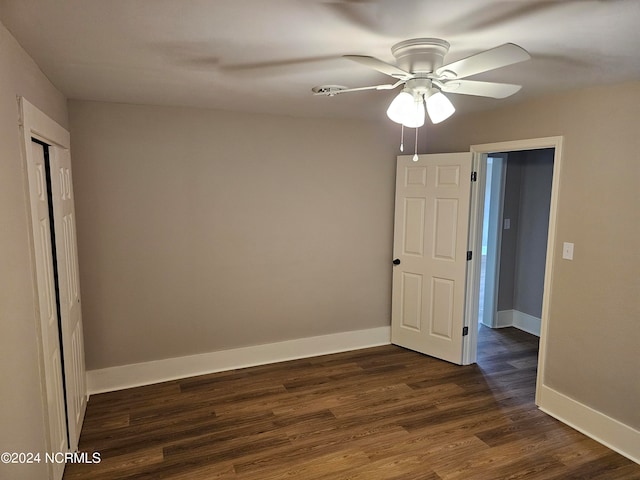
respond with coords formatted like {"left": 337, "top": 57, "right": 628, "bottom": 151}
{"left": 1, "top": 1, "right": 639, "bottom": 479}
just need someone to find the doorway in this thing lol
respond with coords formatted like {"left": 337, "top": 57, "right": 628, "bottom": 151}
{"left": 464, "top": 137, "right": 563, "bottom": 406}
{"left": 476, "top": 148, "right": 554, "bottom": 380}
{"left": 478, "top": 148, "right": 554, "bottom": 336}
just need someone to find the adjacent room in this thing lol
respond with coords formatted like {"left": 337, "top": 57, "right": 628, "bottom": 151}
{"left": 1, "top": 1, "right": 639, "bottom": 479}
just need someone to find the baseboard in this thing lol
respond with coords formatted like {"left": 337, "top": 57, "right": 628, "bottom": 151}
{"left": 494, "top": 309, "right": 541, "bottom": 337}
{"left": 495, "top": 309, "right": 514, "bottom": 328}
{"left": 512, "top": 310, "right": 541, "bottom": 336}
{"left": 87, "top": 326, "right": 391, "bottom": 394}
{"left": 537, "top": 384, "right": 640, "bottom": 464}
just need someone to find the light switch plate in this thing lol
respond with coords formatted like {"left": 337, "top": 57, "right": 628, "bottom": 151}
{"left": 562, "top": 242, "right": 574, "bottom": 260}
{"left": 504, "top": 218, "right": 510, "bottom": 230}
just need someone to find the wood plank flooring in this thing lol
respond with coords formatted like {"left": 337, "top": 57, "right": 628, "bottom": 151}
{"left": 64, "top": 327, "right": 640, "bottom": 479}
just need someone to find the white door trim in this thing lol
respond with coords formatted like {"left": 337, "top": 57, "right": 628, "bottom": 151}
{"left": 481, "top": 154, "right": 507, "bottom": 329}
{"left": 19, "top": 98, "right": 70, "bottom": 149}
{"left": 464, "top": 136, "right": 564, "bottom": 407}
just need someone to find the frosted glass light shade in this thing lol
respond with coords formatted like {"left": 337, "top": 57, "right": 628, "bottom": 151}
{"left": 425, "top": 91, "right": 455, "bottom": 124}
{"left": 406, "top": 98, "right": 425, "bottom": 128}
{"left": 386, "top": 90, "right": 425, "bottom": 128}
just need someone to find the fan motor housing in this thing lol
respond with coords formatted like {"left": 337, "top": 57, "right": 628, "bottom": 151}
{"left": 391, "top": 38, "right": 450, "bottom": 73}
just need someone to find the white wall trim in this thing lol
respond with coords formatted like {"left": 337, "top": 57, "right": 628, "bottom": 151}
{"left": 494, "top": 309, "right": 541, "bottom": 337}
{"left": 87, "top": 326, "right": 391, "bottom": 394}
{"left": 512, "top": 310, "right": 541, "bottom": 337}
{"left": 495, "top": 309, "right": 514, "bottom": 328}
{"left": 538, "top": 384, "right": 640, "bottom": 464}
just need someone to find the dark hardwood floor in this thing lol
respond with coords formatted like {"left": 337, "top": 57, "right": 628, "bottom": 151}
{"left": 64, "top": 327, "right": 640, "bottom": 479}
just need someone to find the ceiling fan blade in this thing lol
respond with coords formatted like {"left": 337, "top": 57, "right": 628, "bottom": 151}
{"left": 336, "top": 84, "right": 399, "bottom": 94}
{"left": 439, "top": 80, "right": 522, "bottom": 99}
{"left": 436, "top": 43, "right": 530, "bottom": 80}
{"left": 344, "top": 55, "right": 411, "bottom": 79}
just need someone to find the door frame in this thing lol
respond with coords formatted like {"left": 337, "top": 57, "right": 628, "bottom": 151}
{"left": 19, "top": 97, "right": 84, "bottom": 478}
{"left": 463, "top": 136, "right": 563, "bottom": 405}
{"left": 480, "top": 153, "right": 507, "bottom": 329}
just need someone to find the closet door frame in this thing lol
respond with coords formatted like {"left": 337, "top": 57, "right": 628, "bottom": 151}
{"left": 19, "top": 97, "right": 87, "bottom": 478}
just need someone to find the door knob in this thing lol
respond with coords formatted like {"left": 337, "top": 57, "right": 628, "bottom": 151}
{"left": 393, "top": 258, "right": 401, "bottom": 265}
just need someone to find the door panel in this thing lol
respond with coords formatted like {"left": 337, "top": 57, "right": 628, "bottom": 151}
{"left": 392, "top": 153, "right": 472, "bottom": 364}
{"left": 400, "top": 272, "right": 423, "bottom": 330}
{"left": 431, "top": 277, "right": 454, "bottom": 338}
{"left": 434, "top": 198, "right": 458, "bottom": 260}
{"left": 50, "top": 147, "right": 87, "bottom": 451}
{"left": 403, "top": 198, "right": 426, "bottom": 255}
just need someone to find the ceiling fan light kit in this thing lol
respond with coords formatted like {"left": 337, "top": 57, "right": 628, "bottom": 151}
{"left": 386, "top": 85, "right": 455, "bottom": 127}
{"left": 312, "top": 37, "right": 531, "bottom": 133}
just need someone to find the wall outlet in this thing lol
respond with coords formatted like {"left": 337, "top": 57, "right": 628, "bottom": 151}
{"left": 504, "top": 218, "right": 510, "bottom": 230}
{"left": 562, "top": 242, "right": 574, "bottom": 260}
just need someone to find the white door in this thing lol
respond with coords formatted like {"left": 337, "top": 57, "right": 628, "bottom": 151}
{"left": 391, "top": 153, "right": 472, "bottom": 364}
{"left": 27, "top": 141, "right": 67, "bottom": 480}
{"left": 50, "top": 147, "right": 87, "bottom": 451}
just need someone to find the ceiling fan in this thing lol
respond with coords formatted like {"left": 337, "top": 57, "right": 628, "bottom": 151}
{"left": 312, "top": 38, "right": 531, "bottom": 127}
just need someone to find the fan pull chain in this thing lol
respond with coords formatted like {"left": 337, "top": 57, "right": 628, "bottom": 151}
{"left": 412, "top": 126, "right": 419, "bottom": 162}
{"left": 400, "top": 124, "right": 404, "bottom": 152}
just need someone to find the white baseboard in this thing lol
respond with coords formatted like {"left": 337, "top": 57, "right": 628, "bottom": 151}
{"left": 495, "top": 309, "right": 514, "bottom": 328}
{"left": 87, "top": 326, "right": 391, "bottom": 394}
{"left": 494, "top": 309, "right": 540, "bottom": 337}
{"left": 512, "top": 310, "right": 541, "bottom": 336}
{"left": 537, "top": 384, "right": 640, "bottom": 464}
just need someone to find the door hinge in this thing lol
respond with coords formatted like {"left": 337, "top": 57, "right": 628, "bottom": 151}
{"left": 466, "top": 251, "right": 472, "bottom": 261}
{"left": 462, "top": 326, "right": 469, "bottom": 336}
{"left": 471, "top": 171, "right": 477, "bottom": 182}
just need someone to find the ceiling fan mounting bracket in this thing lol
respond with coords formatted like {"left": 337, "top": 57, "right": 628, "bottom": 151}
{"left": 405, "top": 78, "right": 433, "bottom": 95}
{"left": 391, "top": 38, "right": 450, "bottom": 73}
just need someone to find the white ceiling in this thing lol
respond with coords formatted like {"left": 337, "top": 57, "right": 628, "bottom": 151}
{"left": 1, "top": 0, "right": 639, "bottom": 121}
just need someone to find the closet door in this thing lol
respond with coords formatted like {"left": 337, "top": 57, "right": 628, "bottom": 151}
{"left": 26, "top": 141, "right": 67, "bottom": 480}
{"left": 50, "top": 147, "right": 87, "bottom": 451}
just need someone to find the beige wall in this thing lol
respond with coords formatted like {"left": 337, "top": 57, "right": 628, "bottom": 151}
{"left": 427, "top": 82, "right": 640, "bottom": 429}
{"left": 0, "top": 21, "right": 68, "bottom": 480}
{"left": 68, "top": 101, "right": 398, "bottom": 370}
{"left": 69, "top": 84, "right": 640, "bottom": 432}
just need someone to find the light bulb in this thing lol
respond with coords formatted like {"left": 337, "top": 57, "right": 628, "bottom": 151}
{"left": 425, "top": 91, "right": 455, "bottom": 124}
